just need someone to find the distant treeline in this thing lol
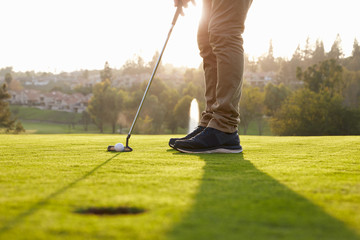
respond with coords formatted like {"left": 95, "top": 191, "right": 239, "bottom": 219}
{"left": 2, "top": 35, "right": 360, "bottom": 135}
{"left": 241, "top": 36, "right": 360, "bottom": 135}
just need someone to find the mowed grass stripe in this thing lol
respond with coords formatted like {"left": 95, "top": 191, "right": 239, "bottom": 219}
{"left": 0, "top": 135, "right": 359, "bottom": 240}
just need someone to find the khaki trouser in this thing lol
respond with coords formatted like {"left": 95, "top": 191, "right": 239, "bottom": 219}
{"left": 198, "top": 0, "right": 253, "bottom": 133}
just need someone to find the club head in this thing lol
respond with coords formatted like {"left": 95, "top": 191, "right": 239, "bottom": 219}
{"left": 107, "top": 145, "right": 133, "bottom": 152}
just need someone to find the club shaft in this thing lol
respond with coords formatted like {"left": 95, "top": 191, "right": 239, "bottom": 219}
{"left": 126, "top": 7, "right": 181, "bottom": 146}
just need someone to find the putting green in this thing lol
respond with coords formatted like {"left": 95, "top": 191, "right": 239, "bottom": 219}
{"left": 0, "top": 134, "right": 359, "bottom": 240}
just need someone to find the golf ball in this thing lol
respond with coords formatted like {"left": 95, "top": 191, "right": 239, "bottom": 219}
{"left": 114, "top": 143, "right": 125, "bottom": 152}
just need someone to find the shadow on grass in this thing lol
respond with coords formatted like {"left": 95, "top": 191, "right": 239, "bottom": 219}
{"left": 168, "top": 153, "right": 359, "bottom": 240}
{"left": 0, "top": 153, "right": 119, "bottom": 235}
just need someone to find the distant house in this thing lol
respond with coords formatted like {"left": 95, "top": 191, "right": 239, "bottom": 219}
{"left": 22, "top": 76, "right": 52, "bottom": 86}
{"left": 8, "top": 89, "right": 91, "bottom": 113}
{"left": 114, "top": 73, "right": 151, "bottom": 88}
{"left": 9, "top": 89, "right": 43, "bottom": 106}
{"left": 244, "top": 71, "right": 276, "bottom": 86}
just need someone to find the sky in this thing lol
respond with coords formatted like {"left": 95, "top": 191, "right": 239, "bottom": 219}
{"left": 0, "top": 0, "right": 359, "bottom": 73}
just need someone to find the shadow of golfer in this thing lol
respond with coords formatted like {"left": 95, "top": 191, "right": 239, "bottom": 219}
{"left": 168, "top": 153, "right": 359, "bottom": 240}
{"left": 0, "top": 153, "right": 119, "bottom": 235}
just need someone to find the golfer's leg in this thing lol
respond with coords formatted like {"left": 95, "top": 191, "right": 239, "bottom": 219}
{"left": 197, "top": 0, "right": 217, "bottom": 128}
{"left": 207, "top": 0, "right": 253, "bottom": 133}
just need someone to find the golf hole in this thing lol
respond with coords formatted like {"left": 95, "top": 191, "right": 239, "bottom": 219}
{"left": 75, "top": 206, "right": 146, "bottom": 216}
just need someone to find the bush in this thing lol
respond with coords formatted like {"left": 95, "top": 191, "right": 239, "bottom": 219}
{"left": 271, "top": 89, "right": 360, "bottom": 136}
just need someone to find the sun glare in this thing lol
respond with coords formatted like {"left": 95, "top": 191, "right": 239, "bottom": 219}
{"left": 0, "top": 0, "right": 359, "bottom": 72}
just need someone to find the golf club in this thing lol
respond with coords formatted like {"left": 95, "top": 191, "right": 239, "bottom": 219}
{"left": 108, "top": 3, "right": 183, "bottom": 152}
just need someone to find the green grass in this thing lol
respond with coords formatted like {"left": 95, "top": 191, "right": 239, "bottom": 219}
{"left": 0, "top": 135, "right": 359, "bottom": 240}
{"left": 21, "top": 121, "right": 105, "bottom": 134}
{"left": 21, "top": 120, "right": 271, "bottom": 135}
{"left": 10, "top": 106, "right": 82, "bottom": 124}
{"left": 239, "top": 119, "right": 272, "bottom": 136}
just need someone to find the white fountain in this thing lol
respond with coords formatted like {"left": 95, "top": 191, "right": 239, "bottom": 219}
{"left": 188, "top": 98, "right": 200, "bottom": 134}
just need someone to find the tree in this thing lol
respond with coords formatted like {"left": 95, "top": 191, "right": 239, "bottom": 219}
{"left": 327, "top": 34, "right": 344, "bottom": 61}
{"left": 312, "top": 39, "right": 326, "bottom": 65}
{"left": 162, "top": 88, "right": 180, "bottom": 133}
{"left": 271, "top": 89, "right": 360, "bottom": 135}
{"left": 277, "top": 59, "right": 292, "bottom": 85}
{"left": 121, "top": 55, "right": 147, "bottom": 75}
{"left": 0, "top": 84, "right": 13, "bottom": 127}
{"left": 100, "top": 61, "right": 112, "bottom": 82}
{"left": 259, "top": 40, "right": 279, "bottom": 72}
{"left": 342, "top": 68, "right": 360, "bottom": 109}
{"left": 302, "top": 36, "right": 313, "bottom": 65}
{"left": 81, "top": 110, "right": 91, "bottom": 131}
{"left": 135, "top": 115, "right": 153, "bottom": 134}
{"left": 8, "top": 79, "right": 23, "bottom": 91}
{"left": 283, "top": 45, "right": 303, "bottom": 86}
{"left": 271, "top": 59, "right": 360, "bottom": 136}
{"left": 148, "top": 78, "right": 167, "bottom": 98}
{"left": 297, "top": 59, "right": 343, "bottom": 97}
{"left": 344, "top": 39, "right": 360, "bottom": 71}
{"left": 0, "top": 67, "right": 13, "bottom": 77}
{"left": 182, "top": 82, "right": 198, "bottom": 98}
{"left": 182, "top": 68, "right": 205, "bottom": 102}
{"left": 0, "top": 84, "right": 24, "bottom": 133}
{"left": 264, "top": 83, "right": 290, "bottom": 116}
{"left": 141, "top": 95, "right": 165, "bottom": 134}
{"left": 5, "top": 73, "right": 12, "bottom": 86}
{"left": 105, "top": 88, "right": 125, "bottom": 133}
{"left": 173, "top": 95, "right": 193, "bottom": 131}
{"left": 151, "top": 102, "right": 165, "bottom": 134}
{"left": 147, "top": 51, "right": 162, "bottom": 74}
{"left": 239, "top": 87, "right": 264, "bottom": 135}
{"left": 88, "top": 62, "right": 125, "bottom": 133}
{"left": 352, "top": 38, "right": 360, "bottom": 57}
{"left": 88, "top": 80, "right": 110, "bottom": 133}
{"left": 74, "top": 84, "right": 92, "bottom": 95}
{"left": 87, "top": 79, "right": 126, "bottom": 133}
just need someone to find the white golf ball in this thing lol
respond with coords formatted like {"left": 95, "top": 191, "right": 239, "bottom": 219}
{"left": 114, "top": 143, "right": 125, "bottom": 152}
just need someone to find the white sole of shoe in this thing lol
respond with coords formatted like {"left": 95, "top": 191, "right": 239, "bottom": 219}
{"left": 176, "top": 147, "right": 243, "bottom": 154}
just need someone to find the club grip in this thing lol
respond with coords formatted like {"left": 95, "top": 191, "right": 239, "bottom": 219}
{"left": 172, "top": 1, "right": 183, "bottom": 25}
